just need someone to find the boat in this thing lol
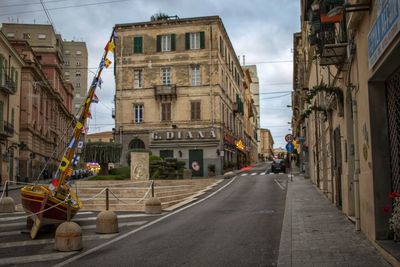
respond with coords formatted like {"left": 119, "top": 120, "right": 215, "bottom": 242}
{"left": 20, "top": 29, "right": 117, "bottom": 239}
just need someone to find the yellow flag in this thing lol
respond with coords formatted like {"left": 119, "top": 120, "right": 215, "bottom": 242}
{"left": 59, "top": 157, "right": 70, "bottom": 171}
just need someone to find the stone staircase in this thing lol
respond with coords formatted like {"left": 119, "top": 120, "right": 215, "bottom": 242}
{"left": 72, "top": 178, "right": 223, "bottom": 212}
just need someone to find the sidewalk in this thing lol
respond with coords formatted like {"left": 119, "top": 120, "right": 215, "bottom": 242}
{"left": 278, "top": 174, "right": 391, "bottom": 267}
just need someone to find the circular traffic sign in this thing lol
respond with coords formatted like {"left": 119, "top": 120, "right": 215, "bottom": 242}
{"left": 285, "top": 134, "right": 293, "bottom": 142}
{"left": 286, "top": 142, "right": 294, "bottom": 153}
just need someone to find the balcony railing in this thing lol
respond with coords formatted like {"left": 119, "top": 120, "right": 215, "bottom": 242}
{"left": 154, "top": 84, "right": 177, "bottom": 101}
{"left": 0, "top": 121, "right": 14, "bottom": 140}
{"left": 0, "top": 72, "right": 17, "bottom": 94}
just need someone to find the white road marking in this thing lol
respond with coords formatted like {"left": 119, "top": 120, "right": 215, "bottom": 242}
{"left": 55, "top": 176, "right": 239, "bottom": 267}
{"left": 260, "top": 172, "right": 266, "bottom": 175}
{"left": 0, "top": 252, "right": 77, "bottom": 266}
{"left": 241, "top": 173, "right": 248, "bottom": 176}
{"left": 0, "top": 233, "right": 118, "bottom": 249}
{"left": 73, "top": 213, "right": 159, "bottom": 222}
{"left": 81, "top": 220, "right": 147, "bottom": 230}
{"left": 250, "top": 173, "right": 257, "bottom": 176}
{"left": 0, "top": 211, "right": 25, "bottom": 217}
{"left": 274, "top": 179, "right": 286, "bottom": 190}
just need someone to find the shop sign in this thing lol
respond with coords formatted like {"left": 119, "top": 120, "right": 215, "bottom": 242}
{"left": 368, "top": 0, "right": 400, "bottom": 69}
{"left": 235, "top": 139, "right": 245, "bottom": 152}
{"left": 151, "top": 129, "right": 216, "bottom": 141}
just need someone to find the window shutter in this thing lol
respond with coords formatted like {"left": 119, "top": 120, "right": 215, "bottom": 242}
{"left": 156, "top": 35, "right": 161, "bottom": 52}
{"left": 171, "top": 34, "right": 176, "bottom": 51}
{"left": 134, "top": 37, "right": 143, "bottom": 54}
{"left": 185, "top": 33, "right": 190, "bottom": 50}
{"left": 200, "top": 32, "right": 205, "bottom": 49}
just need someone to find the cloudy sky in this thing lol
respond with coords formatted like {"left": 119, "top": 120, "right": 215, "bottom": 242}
{"left": 1, "top": 0, "right": 300, "bottom": 148}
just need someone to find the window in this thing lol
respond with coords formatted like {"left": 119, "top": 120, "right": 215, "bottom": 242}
{"left": 133, "top": 37, "right": 143, "bottom": 54}
{"left": 191, "top": 65, "right": 201, "bottom": 86}
{"left": 161, "top": 68, "right": 171, "bottom": 85}
{"left": 37, "top": 34, "right": 46, "bottom": 40}
{"left": 76, "top": 51, "right": 82, "bottom": 55}
{"left": 134, "top": 69, "right": 143, "bottom": 88}
{"left": 133, "top": 104, "right": 144, "bottom": 123}
{"left": 186, "top": 32, "right": 205, "bottom": 50}
{"left": 76, "top": 61, "right": 81, "bottom": 66}
{"left": 157, "top": 34, "right": 175, "bottom": 52}
{"left": 23, "top": 33, "right": 31, "bottom": 39}
{"left": 64, "top": 60, "right": 70, "bottom": 66}
{"left": 191, "top": 101, "right": 201, "bottom": 120}
{"left": 65, "top": 50, "right": 70, "bottom": 55}
{"left": 76, "top": 82, "right": 81, "bottom": 88}
{"left": 76, "top": 71, "right": 81, "bottom": 77}
{"left": 6, "top": 33, "right": 15, "bottom": 38}
{"left": 161, "top": 102, "right": 171, "bottom": 121}
{"left": 65, "top": 72, "right": 70, "bottom": 76}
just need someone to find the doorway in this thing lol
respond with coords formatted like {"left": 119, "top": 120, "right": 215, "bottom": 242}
{"left": 189, "top": 149, "right": 203, "bottom": 177}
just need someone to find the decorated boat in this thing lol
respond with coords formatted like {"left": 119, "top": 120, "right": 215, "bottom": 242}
{"left": 20, "top": 29, "right": 117, "bottom": 239}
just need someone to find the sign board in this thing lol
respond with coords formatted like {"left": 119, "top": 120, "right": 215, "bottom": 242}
{"left": 284, "top": 134, "right": 293, "bottom": 142}
{"left": 368, "top": 0, "right": 400, "bottom": 69}
{"left": 286, "top": 142, "right": 294, "bottom": 153}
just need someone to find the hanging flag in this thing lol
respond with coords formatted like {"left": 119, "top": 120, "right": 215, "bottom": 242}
{"left": 85, "top": 109, "right": 92, "bottom": 119}
{"left": 48, "top": 178, "right": 59, "bottom": 193}
{"left": 91, "top": 78, "right": 98, "bottom": 88}
{"left": 68, "top": 137, "right": 76, "bottom": 149}
{"left": 99, "top": 59, "right": 105, "bottom": 69}
{"left": 98, "top": 77, "right": 103, "bottom": 88}
{"left": 77, "top": 141, "right": 84, "bottom": 149}
{"left": 92, "top": 94, "right": 99, "bottom": 104}
{"left": 59, "top": 157, "right": 70, "bottom": 171}
{"left": 76, "top": 121, "right": 83, "bottom": 130}
{"left": 104, "top": 58, "right": 112, "bottom": 68}
{"left": 72, "top": 155, "right": 80, "bottom": 166}
{"left": 105, "top": 40, "right": 115, "bottom": 52}
{"left": 65, "top": 167, "right": 73, "bottom": 177}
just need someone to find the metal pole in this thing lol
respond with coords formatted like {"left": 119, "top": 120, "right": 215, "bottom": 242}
{"left": 290, "top": 152, "right": 293, "bottom": 181}
{"left": 151, "top": 181, "right": 154, "bottom": 198}
{"left": 67, "top": 200, "right": 71, "bottom": 222}
{"left": 106, "top": 188, "right": 109, "bottom": 211}
{"left": 5, "top": 181, "right": 8, "bottom": 197}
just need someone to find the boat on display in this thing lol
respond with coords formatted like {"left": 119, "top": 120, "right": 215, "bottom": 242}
{"left": 20, "top": 29, "right": 116, "bottom": 239}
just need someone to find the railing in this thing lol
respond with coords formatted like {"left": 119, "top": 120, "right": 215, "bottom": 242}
{"left": 154, "top": 84, "right": 177, "bottom": 100}
{"left": 0, "top": 72, "right": 17, "bottom": 94}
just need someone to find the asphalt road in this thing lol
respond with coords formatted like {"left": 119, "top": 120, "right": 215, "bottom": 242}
{"left": 60, "top": 164, "right": 288, "bottom": 267}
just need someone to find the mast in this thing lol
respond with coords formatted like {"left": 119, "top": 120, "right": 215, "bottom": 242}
{"left": 55, "top": 29, "right": 116, "bottom": 194}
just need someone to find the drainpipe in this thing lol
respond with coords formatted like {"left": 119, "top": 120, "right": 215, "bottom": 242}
{"left": 209, "top": 24, "right": 214, "bottom": 127}
{"left": 352, "top": 97, "right": 361, "bottom": 231}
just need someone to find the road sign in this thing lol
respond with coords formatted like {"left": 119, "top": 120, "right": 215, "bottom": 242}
{"left": 285, "top": 134, "right": 293, "bottom": 142}
{"left": 286, "top": 142, "right": 294, "bottom": 153}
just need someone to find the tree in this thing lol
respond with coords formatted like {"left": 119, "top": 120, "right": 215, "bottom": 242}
{"left": 83, "top": 142, "right": 122, "bottom": 175}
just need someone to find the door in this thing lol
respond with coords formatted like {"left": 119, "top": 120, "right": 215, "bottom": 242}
{"left": 189, "top": 149, "right": 203, "bottom": 177}
{"left": 333, "top": 127, "right": 342, "bottom": 207}
{"left": 160, "top": 150, "right": 174, "bottom": 159}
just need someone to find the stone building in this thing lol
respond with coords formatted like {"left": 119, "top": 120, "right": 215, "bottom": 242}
{"left": 294, "top": 0, "right": 400, "bottom": 260}
{"left": 87, "top": 131, "right": 113, "bottom": 143}
{"left": 1, "top": 24, "right": 75, "bottom": 181}
{"left": 62, "top": 41, "right": 88, "bottom": 116}
{"left": 113, "top": 15, "right": 258, "bottom": 176}
{"left": 0, "top": 31, "right": 24, "bottom": 185}
{"left": 259, "top": 128, "right": 274, "bottom": 160}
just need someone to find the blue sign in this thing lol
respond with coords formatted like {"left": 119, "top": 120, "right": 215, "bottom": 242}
{"left": 368, "top": 0, "right": 400, "bottom": 69}
{"left": 286, "top": 142, "right": 294, "bottom": 153}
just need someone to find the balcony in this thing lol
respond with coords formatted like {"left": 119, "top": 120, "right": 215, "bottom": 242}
{"left": 154, "top": 84, "right": 177, "bottom": 101}
{"left": 307, "top": 0, "right": 348, "bottom": 66}
{"left": 0, "top": 73, "right": 17, "bottom": 94}
{"left": 0, "top": 121, "right": 14, "bottom": 140}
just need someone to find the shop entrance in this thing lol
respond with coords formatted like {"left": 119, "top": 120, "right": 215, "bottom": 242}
{"left": 189, "top": 149, "right": 203, "bottom": 177}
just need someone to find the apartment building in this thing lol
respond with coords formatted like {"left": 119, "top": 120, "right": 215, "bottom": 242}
{"left": 1, "top": 24, "right": 75, "bottom": 181}
{"left": 63, "top": 41, "right": 88, "bottom": 115}
{"left": 0, "top": 31, "right": 24, "bottom": 185}
{"left": 294, "top": 0, "right": 400, "bottom": 255}
{"left": 259, "top": 128, "right": 274, "bottom": 161}
{"left": 114, "top": 15, "right": 258, "bottom": 176}
{"left": 87, "top": 131, "right": 113, "bottom": 143}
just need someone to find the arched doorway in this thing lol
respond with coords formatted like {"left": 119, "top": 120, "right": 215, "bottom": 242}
{"left": 129, "top": 138, "right": 145, "bottom": 149}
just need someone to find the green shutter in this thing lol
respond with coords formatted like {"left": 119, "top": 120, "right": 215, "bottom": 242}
{"left": 133, "top": 37, "right": 143, "bottom": 54}
{"left": 171, "top": 34, "right": 176, "bottom": 51}
{"left": 185, "top": 33, "right": 190, "bottom": 50}
{"left": 156, "top": 35, "right": 161, "bottom": 52}
{"left": 200, "top": 32, "right": 205, "bottom": 49}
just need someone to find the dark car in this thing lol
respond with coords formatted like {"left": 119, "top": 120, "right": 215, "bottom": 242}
{"left": 271, "top": 159, "right": 286, "bottom": 173}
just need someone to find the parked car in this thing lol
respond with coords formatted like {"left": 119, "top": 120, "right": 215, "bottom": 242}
{"left": 271, "top": 159, "right": 286, "bottom": 173}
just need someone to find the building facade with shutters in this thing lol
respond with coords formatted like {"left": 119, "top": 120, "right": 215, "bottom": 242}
{"left": 1, "top": 24, "right": 75, "bottom": 181}
{"left": 114, "top": 16, "right": 257, "bottom": 176}
{"left": 0, "top": 31, "right": 24, "bottom": 185}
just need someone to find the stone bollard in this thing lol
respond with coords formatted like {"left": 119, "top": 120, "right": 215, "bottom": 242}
{"left": 223, "top": 171, "right": 235, "bottom": 179}
{"left": 54, "top": 221, "right": 83, "bottom": 251}
{"left": 144, "top": 197, "right": 162, "bottom": 214}
{"left": 0, "top": 197, "right": 15, "bottom": 213}
{"left": 96, "top": 210, "right": 119, "bottom": 234}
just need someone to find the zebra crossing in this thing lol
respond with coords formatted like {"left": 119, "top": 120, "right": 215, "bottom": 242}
{"left": 0, "top": 210, "right": 162, "bottom": 266}
{"left": 240, "top": 171, "right": 286, "bottom": 176}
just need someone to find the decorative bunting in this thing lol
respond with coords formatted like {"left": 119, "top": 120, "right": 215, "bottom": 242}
{"left": 77, "top": 141, "right": 84, "bottom": 149}
{"left": 91, "top": 78, "right": 98, "bottom": 88}
{"left": 105, "top": 41, "right": 115, "bottom": 53}
{"left": 92, "top": 94, "right": 99, "bottom": 104}
{"left": 104, "top": 58, "right": 112, "bottom": 68}
{"left": 112, "top": 30, "right": 118, "bottom": 40}
{"left": 68, "top": 137, "right": 76, "bottom": 149}
{"left": 76, "top": 121, "right": 83, "bottom": 130}
{"left": 72, "top": 155, "right": 80, "bottom": 166}
{"left": 98, "top": 77, "right": 103, "bottom": 88}
{"left": 99, "top": 59, "right": 105, "bottom": 69}
{"left": 59, "top": 157, "right": 70, "bottom": 171}
{"left": 48, "top": 178, "right": 59, "bottom": 192}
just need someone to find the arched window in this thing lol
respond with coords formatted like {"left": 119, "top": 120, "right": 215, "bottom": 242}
{"left": 129, "top": 138, "right": 145, "bottom": 149}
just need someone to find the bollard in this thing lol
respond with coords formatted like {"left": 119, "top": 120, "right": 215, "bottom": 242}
{"left": 54, "top": 200, "right": 83, "bottom": 251}
{"left": 96, "top": 210, "right": 118, "bottom": 234}
{"left": 5, "top": 182, "right": 8, "bottom": 197}
{"left": 106, "top": 188, "right": 109, "bottom": 211}
{"left": 0, "top": 196, "right": 15, "bottom": 213}
{"left": 145, "top": 197, "right": 162, "bottom": 214}
{"left": 151, "top": 181, "right": 154, "bottom": 197}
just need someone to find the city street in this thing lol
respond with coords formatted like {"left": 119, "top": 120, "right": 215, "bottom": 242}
{"left": 0, "top": 164, "right": 291, "bottom": 266}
